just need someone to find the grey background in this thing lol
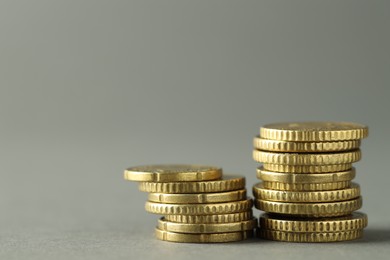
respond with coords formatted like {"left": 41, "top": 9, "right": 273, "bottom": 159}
{"left": 1, "top": 0, "right": 389, "bottom": 259}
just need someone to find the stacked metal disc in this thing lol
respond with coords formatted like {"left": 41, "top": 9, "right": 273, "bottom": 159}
{"left": 252, "top": 122, "right": 369, "bottom": 242}
{"left": 124, "top": 164, "right": 256, "bottom": 243}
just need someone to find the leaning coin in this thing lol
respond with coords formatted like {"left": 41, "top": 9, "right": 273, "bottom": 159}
{"left": 139, "top": 175, "right": 245, "bottom": 193}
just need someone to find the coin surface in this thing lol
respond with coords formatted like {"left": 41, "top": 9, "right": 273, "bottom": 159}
{"left": 155, "top": 228, "right": 253, "bottom": 243}
{"left": 124, "top": 164, "right": 222, "bottom": 182}
{"left": 254, "top": 136, "right": 361, "bottom": 153}
{"left": 260, "top": 122, "right": 368, "bottom": 141}
{"left": 259, "top": 212, "right": 368, "bottom": 232}
{"left": 253, "top": 183, "right": 360, "bottom": 202}
{"left": 256, "top": 167, "right": 356, "bottom": 183}
{"left": 255, "top": 197, "right": 362, "bottom": 217}
{"left": 262, "top": 163, "right": 353, "bottom": 173}
{"left": 258, "top": 229, "right": 363, "bottom": 242}
{"left": 157, "top": 217, "right": 257, "bottom": 233}
{"left": 253, "top": 150, "right": 361, "bottom": 165}
{"left": 148, "top": 189, "right": 247, "bottom": 204}
{"left": 138, "top": 175, "right": 245, "bottom": 193}
{"left": 261, "top": 181, "right": 351, "bottom": 191}
{"left": 145, "top": 198, "right": 253, "bottom": 215}
{"left": 165, "top": 211, "right": 253, "bottom": 224}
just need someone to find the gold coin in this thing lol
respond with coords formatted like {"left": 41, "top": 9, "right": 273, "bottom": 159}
{"left": 155, "top": 228, "right": 253, "bottom": 243}
{"left": 256, "top": 167, "right": 356, "bottom": 183}
{"left": 253, "top": 183, "right": 360, "bottom": 202}
{"left": 157, "top": 217, "right": 257, "bottom": 233}
{"left": 262, "top": 181, "right": 351, "bottom": 191}
{"left": 254, "top": 197, "right": 362, "bottom": 217}
{"left": 253, "top": 150, "right": 361, "bottom": 165}
{"left": 260, "top": 121, "right": 368, "bottom": 141}
{"left": 148, "top": 189, "right": 247, "bottom": 204}
{"left": 165, "top": 211, "right": 253, "bottom": 224}
{"left": 259, "top": 212, "right": 368, "bottom": 232}
{"left": 262, "top": 163, "right": 352, "bottom": 173}
{"left": 124, "top": 164, "right": 222, "bottom": 182}
{"left": 145, "top": 198, "right": 253, "bottom": 215}
{"left": 253, "top": 136, "right": 361, "bottom": 153}
{"left": 138, "top": 175, "right": 245, "bottom": 193}
{"left": 258, "top": 229, "right": 363, "bottom": 242}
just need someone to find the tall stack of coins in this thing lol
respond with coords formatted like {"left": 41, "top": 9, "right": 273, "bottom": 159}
{"left": 252, "top": 122, "right": 369, "bottom": 242}
{"left": 124, "top": 164, "right": 256, "bottom": 243}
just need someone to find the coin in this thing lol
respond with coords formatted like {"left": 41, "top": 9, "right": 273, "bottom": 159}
{"left": 124, "top": 164, "right": 222, "bottom": 182}
{"left": 155, "top": 228, "right": 253, "bottom": 243}
{"left": 157, "top": 217, "right": 257, "bottom": 233}
{"left": 261, "top": 181, "right": 351, "bottom": 191}
{"left": 262, "top": 163, "right": 352, "bottom": 173}
{"left": 259, "top": 212, "right": 368, "bottom": 232}
{"left": 145, "top": 198, "right": 253, "bottom": 215}
{"left": 148, "top": 189, "right": 247, "bottom": 204}
{"left": 258, "top": 229, "right": 363, "bottom": 242}
{"left": 138, "top": 175, "right": 245, "bottom": 193}
{"left": 260, "top": 122, "right": 368, "bottom": 141}
{"left": 253, "top": 150, "right": 361, "bottom": 165}
{"left": 165, "top": 211, "right": 253, "bottom": 224}
{"left": 255, "top": 197, "right": 362, "bottom": 217}
{"left": 254, "top": 136, "right": 361, "bottom": 153}
{"left": 256, "top": 167, "right": 356, "bottom": 183}
{"left": 253, "top": 183, "right": 360, "bottom": 202}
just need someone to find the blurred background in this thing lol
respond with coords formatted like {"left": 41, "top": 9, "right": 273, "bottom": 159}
{"left": 1, "top": 1, "right": 389, "bottom": 259}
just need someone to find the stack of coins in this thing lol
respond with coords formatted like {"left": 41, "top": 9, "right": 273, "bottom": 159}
{"left": 124, "top": 164, "right": 256, "bottom": 243}
{"left": 252, "top": 122, "right": 369, "bottom": 242}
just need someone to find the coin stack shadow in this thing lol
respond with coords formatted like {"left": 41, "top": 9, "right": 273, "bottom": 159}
{"left": 252, "top": 122, "right": 369, "bottom": 242}
{"left": 124, "top": 165, "right": 256, "bottom": 243}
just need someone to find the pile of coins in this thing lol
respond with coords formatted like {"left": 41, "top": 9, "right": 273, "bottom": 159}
{"left": 124, "top": 165, "right": 256, "bottom": 243}
{"left": 252, "top": 122, "right": 369, "bottom": 242}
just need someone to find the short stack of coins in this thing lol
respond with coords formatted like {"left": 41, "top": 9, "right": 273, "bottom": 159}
{"left": 124, "top": 164, "right": 256, "bottom": 243}
{"left": 252, "top": 122, "right": 369, "bottom": 242}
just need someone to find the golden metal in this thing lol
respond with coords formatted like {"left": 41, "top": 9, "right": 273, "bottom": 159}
{"left": 155, "top": 228, "right": 253, "bottom": 243}
{"left": 145, "top": 198, "right": 253, "bottom": 215}
{"left": 255, "top": 197, "right": 362, "bottom": 217}
{"left": 254, "top": 136, "right": 361, "bottom": 153}
{"left": 253, "top": 150, "right": 361, "bottom": 165}
{"left": 259, "top": 212, "right": 368, "bottom": 232}
{"left": 262, "top": 163, "right": 352, "bottom": 173}
{"left": 256, "top": 167, "right": 356, "bottom": 183}
{"left": 260, "top": 121, "right": 368, "bottom": 141}
{"left": 258, "top": 229, "right": 363, "bottom": 242}
{"left": 253, "top": 183, "right": 360, "bottom": 202}
{"left": 124, "top": 164, "right": 222, "bottom": 182}
{"left": 261, "top": 181, "right": 351, "bottom": 191}
{"left": 138, "top": 175, "right": 245, "bottom": 193}
{"left": 157, "top": 217, "right": 257, "bottom": 233}
{"left": 165, "top": 211, "right": 253, "bottom": 224}
{"left": 148, "top": 189, "right": 246, "bottom": 204}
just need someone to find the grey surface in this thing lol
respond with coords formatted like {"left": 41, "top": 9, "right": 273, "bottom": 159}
{"left": 1, "top": 0, "right": 390, "bottom": 259}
